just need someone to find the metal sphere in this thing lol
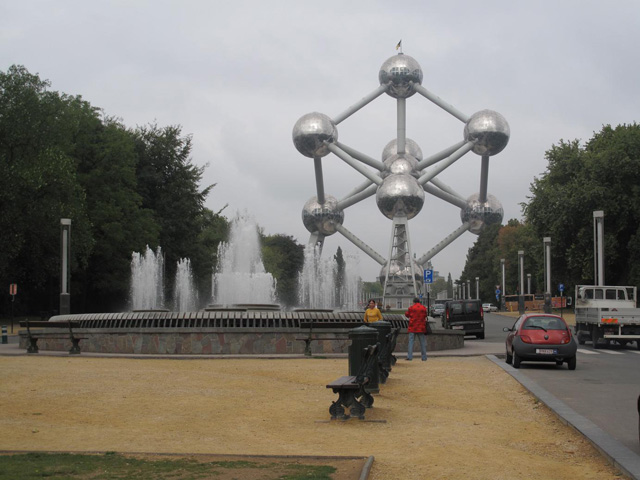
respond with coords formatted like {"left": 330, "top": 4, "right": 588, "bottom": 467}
{"left": 381, "top": 138, "right": 423, "bottom": 162}
{"left": 381, "top": 153, "right": 420, "bottom": 179}
{"left": 460, "top": 193, "right": 504, "bottom": 235}
{"left": 464, "top": 110, "right": 510, "bottom": 156}
{"left": 376, "top": 173, "right": 425, "bottom": 220}
{"left": 378, "top": 259, "right": 423, "bottom": 281}
{"left": 302, "top": 195, "right": 344, "bottom": 236}
{"left": 378, "top": 54, "right": 423, "bottom": 99}
{"left": 292, "top": 112, "right": 338, "bottom": 158}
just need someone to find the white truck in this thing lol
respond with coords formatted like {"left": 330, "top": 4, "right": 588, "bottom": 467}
{"left": 574, "top": 285, "right": 640, "bottom": 349}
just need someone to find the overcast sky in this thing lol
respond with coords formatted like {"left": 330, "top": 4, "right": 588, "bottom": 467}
{"left": 2, "top": 1, "right": 639, "bottom": 282}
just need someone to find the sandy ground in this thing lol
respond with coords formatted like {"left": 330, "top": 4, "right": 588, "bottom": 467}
{"left": 0, "top": 355, "right": 627, "bottom": 480}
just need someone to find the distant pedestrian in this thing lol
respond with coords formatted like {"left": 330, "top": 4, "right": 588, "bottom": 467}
{"left": 405, "top": 297, "right": 428, "bottom": 361}
{"left": 364, "top": 299, "right": 383, "bottom": 323}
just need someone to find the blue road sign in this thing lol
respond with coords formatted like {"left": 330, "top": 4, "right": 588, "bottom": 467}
{"left": 495, "top": 288, "right": 501, "bottom": 295}
{"left": 423, "top": 269, "right": 433, "bottom": 284}
{"left": 559, "top": 283, "right": 565, "bottom": 292}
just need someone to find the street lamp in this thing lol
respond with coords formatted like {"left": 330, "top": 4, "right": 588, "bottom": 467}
{"left": 60, "top": 218, "right": 71, "bottom": 315}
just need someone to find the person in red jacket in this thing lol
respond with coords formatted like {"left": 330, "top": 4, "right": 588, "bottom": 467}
{"left": 405, "top": 297, "right": 428, "bottom": 361}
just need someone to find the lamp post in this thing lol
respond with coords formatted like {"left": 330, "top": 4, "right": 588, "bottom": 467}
{"left": 500, "top": 258, "right": 506, "bottom": 311}
{"left": 475, "top": 276, "right": 479, "bottom": 300}
{"left": 518, "top": 250, "right": 525, "bottom": 314}
{"left": 466, "top": 279, "right": 471, "bottom": 299}
{"left": 60, "top": 219, "right": 71, "bottom": 315}
{"left": 527, "top": 273, "right": 531, "bottom": 295}
{"left": 544, "top": 237, "right": 552, "bottom": 313}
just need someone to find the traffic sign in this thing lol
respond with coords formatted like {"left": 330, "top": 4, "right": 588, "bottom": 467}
{"left": 9, "top": 284, "right": 17, "bottom": 296}
{"left": 423, "top": 269, "right": 433, "bottom": 284}
{"left": 495, "top": 288, "right": 501, "bottom": 295}
{"left": 559, "top": 283, "right": 565, "bottom": 293}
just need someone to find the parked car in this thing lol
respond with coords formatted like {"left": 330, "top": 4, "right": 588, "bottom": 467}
{"left": 482, "top": 303, "right": 497, "bottom": 313}
{"left": 443, "top": 299, "right": 484, "bottom": 339}
{"left": 431, "top": 303, "right": 445, "bottom": 317}
{"left": 503, "top": 314, "right": 577, "bottom": 370}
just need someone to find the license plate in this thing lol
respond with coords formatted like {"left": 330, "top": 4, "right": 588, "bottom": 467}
{"left": 536, "top": 348, "right": 557, "bottom": 355}
{"left": 452, "top": 325, "right": 464, "bottom": 330}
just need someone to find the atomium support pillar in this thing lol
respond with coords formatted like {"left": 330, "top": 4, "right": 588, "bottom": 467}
{"left": 381, "top": 217, "right": 418, "bottom": 309}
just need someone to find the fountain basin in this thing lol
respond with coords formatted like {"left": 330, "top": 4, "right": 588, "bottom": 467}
{"left": 19, "top": 311, "right": 464, "bottom": 355}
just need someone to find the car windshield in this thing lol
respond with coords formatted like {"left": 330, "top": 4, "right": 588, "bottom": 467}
{"left": 522, "top": 317, "right": 565, "bottom": 331}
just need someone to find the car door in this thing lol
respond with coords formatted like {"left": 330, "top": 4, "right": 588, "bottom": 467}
{"left": 506, "top": 316, "right": 523, "bottom": 353}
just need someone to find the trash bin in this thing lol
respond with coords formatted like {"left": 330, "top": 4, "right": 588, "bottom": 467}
{"left": 348, "top": 325, "right": 379, "bottom": 393}
{"left": 369, "top": 320, "right": 392, "bottom": 373}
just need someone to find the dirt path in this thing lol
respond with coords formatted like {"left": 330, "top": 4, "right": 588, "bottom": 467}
{"left": 0, "top": 355, "right": 626, "bottom": 479}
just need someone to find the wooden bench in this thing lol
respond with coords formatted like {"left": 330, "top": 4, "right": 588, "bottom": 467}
{"left": 19, "top": 320, "right": 86, "bottom": 354}
{"left": 297, "top": 320, "right": 363, "bottom": 356}
{"left": 326, "top": 343, "right": 379, "bottom": 420}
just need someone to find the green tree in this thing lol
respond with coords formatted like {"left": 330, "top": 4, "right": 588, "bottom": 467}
{"left": 0, "top": 66, "right": 94, "bottom": 314}
{"left": 523, "top": 124, "right": 640, "bottom": 290}
{"left": 261, "top": 234, "right": 304, "bottom": 307}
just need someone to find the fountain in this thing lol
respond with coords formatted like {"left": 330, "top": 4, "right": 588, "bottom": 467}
{"left": 298, "top": 245, "right": 361, "bottom": 310}
{"left": 212, "top": 214, "right": 277, "bottom": 308}
{"left": 130, "top": 246, "right": 165, "bottom": 311}
{"left": 173, "top": 258, "right": 198, "bottom": 312}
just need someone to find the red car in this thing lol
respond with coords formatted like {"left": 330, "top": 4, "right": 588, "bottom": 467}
{"left": 503, "top": 314, "right": 577, "bottom": 370}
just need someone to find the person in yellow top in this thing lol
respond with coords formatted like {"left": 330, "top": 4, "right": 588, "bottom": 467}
{"left": 364, "top": 299, "right": 383, "bottom": 323}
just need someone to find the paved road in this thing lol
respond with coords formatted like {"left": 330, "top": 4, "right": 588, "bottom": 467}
{"left": 477, "top": 312, "right": 640, "bottom": 457}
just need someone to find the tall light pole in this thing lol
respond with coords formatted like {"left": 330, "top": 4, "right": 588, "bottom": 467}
{"left": 593, "top": 211, "right": 605, "bottom": 286}
{"left": 518, "top": 250, "right": 525, "bottom": 314}
{"left": 475, "top": 276, "right": 479, "bottom": 300}
{"left": 466, "top": 279, "right": 471, "bottom": 299}
{"left": 500, "top": 258, "right": 506, "bottom": 311}
{"left": 60, "top": 218, "right": 71, "bottom": 315}
{"left": 527, "top": 273, "right": 531, "bottom": 295}
{"left": 543, "top": 237, "right": 552, "bottom": 313}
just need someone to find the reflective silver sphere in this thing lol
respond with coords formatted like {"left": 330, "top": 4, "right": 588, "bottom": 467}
{"left": 381, "top": 153, "right": 420, "bottom": 179}
{"left": 460, "top": 193, "right": 504, "bottom": 235}
{"left": 464, "top": 110, "right": 510, "bottom": 156}
{"left": 381, "top": 138, "right": 423, "bottom": 162}
{"left": 302, "top": 195, "right": 344, "bottom": 236}
{"left": 376, "top": 173, "right": 425, "bottom": 220}
{"left": 378, "top": 259, "right": 423, "bottom": 281}
{"left": 378, "top": 54, "right": 423, "bottom": 99}
{"left": 292, "top": 112, "right": 338, "bottom": 158}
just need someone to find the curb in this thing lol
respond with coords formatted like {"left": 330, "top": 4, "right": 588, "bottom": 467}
{"left": 488, "top": 354, "right": 640, "bottom": 480}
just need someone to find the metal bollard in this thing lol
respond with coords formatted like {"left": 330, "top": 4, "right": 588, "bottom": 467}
{"left": 1, "top": 325, "right": 7, "bottom": 344}
{"left": 348, "top": 325, "right": 379, "bottom": 393}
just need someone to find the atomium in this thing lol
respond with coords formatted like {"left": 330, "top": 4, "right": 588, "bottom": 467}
{"left": 293, "top": 50, "right": 509, "bottom": 306}
{"left": 302, "top": 195, "right": 344, "bottom": 236}
{"left": 376, "top": 173, "right": 424, "bottom": 220}
{"left": 381, "top": 153, "right": 420, "bottom": 178}
{"left": 461, "top": 193, "right": 504, "bottom": 235}
{"left": 382, "top": 138, "right": 423, "bottom": 162}
{"left": 464, "top": 110, "right": 510, "bottom": 156}
{"left": 378, "top": 54, "right": 423, "bottom": 99}
{"left": 292, "top": 112, "right": 338, "bottom": 158}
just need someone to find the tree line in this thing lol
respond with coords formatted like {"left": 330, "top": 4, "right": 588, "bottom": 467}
{"left": 0, "top": 65, "right": 304, "bottom": 316}
{"left": 460, "top": 123, "right": 640, "bottom": 303}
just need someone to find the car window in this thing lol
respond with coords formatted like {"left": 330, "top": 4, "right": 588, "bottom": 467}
{"left": 465, "top": 302, "right": 479, "bottom": 313}
{"left": 450, "top": 303, "right": 463, "bottom": 314}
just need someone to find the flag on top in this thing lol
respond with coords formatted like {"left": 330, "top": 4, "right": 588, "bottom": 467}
{"left": 396, "top": 39, "right": 402, "bottom": 51}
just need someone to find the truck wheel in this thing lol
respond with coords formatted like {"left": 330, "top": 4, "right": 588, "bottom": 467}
{"left": 591, "top": 327, "right": 602, "bottom": 349}
{"left": 568, "top": 356, "right": 576, "bottom": 370}
{"left": 512, "top": 350, "right": 521, "bottom": 368}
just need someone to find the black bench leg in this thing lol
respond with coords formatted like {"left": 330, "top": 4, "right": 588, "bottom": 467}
{"left": 27, "top": 338, "right": 39, "bottom": 354}
{"left": 69, "top": 338, "right": 81, "bottom": 355}
{"left": 358, "top": 388, "right": 374, "bottom": 409}
{"left": 329, "top": 401, "right": 346, "bottom": 420}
